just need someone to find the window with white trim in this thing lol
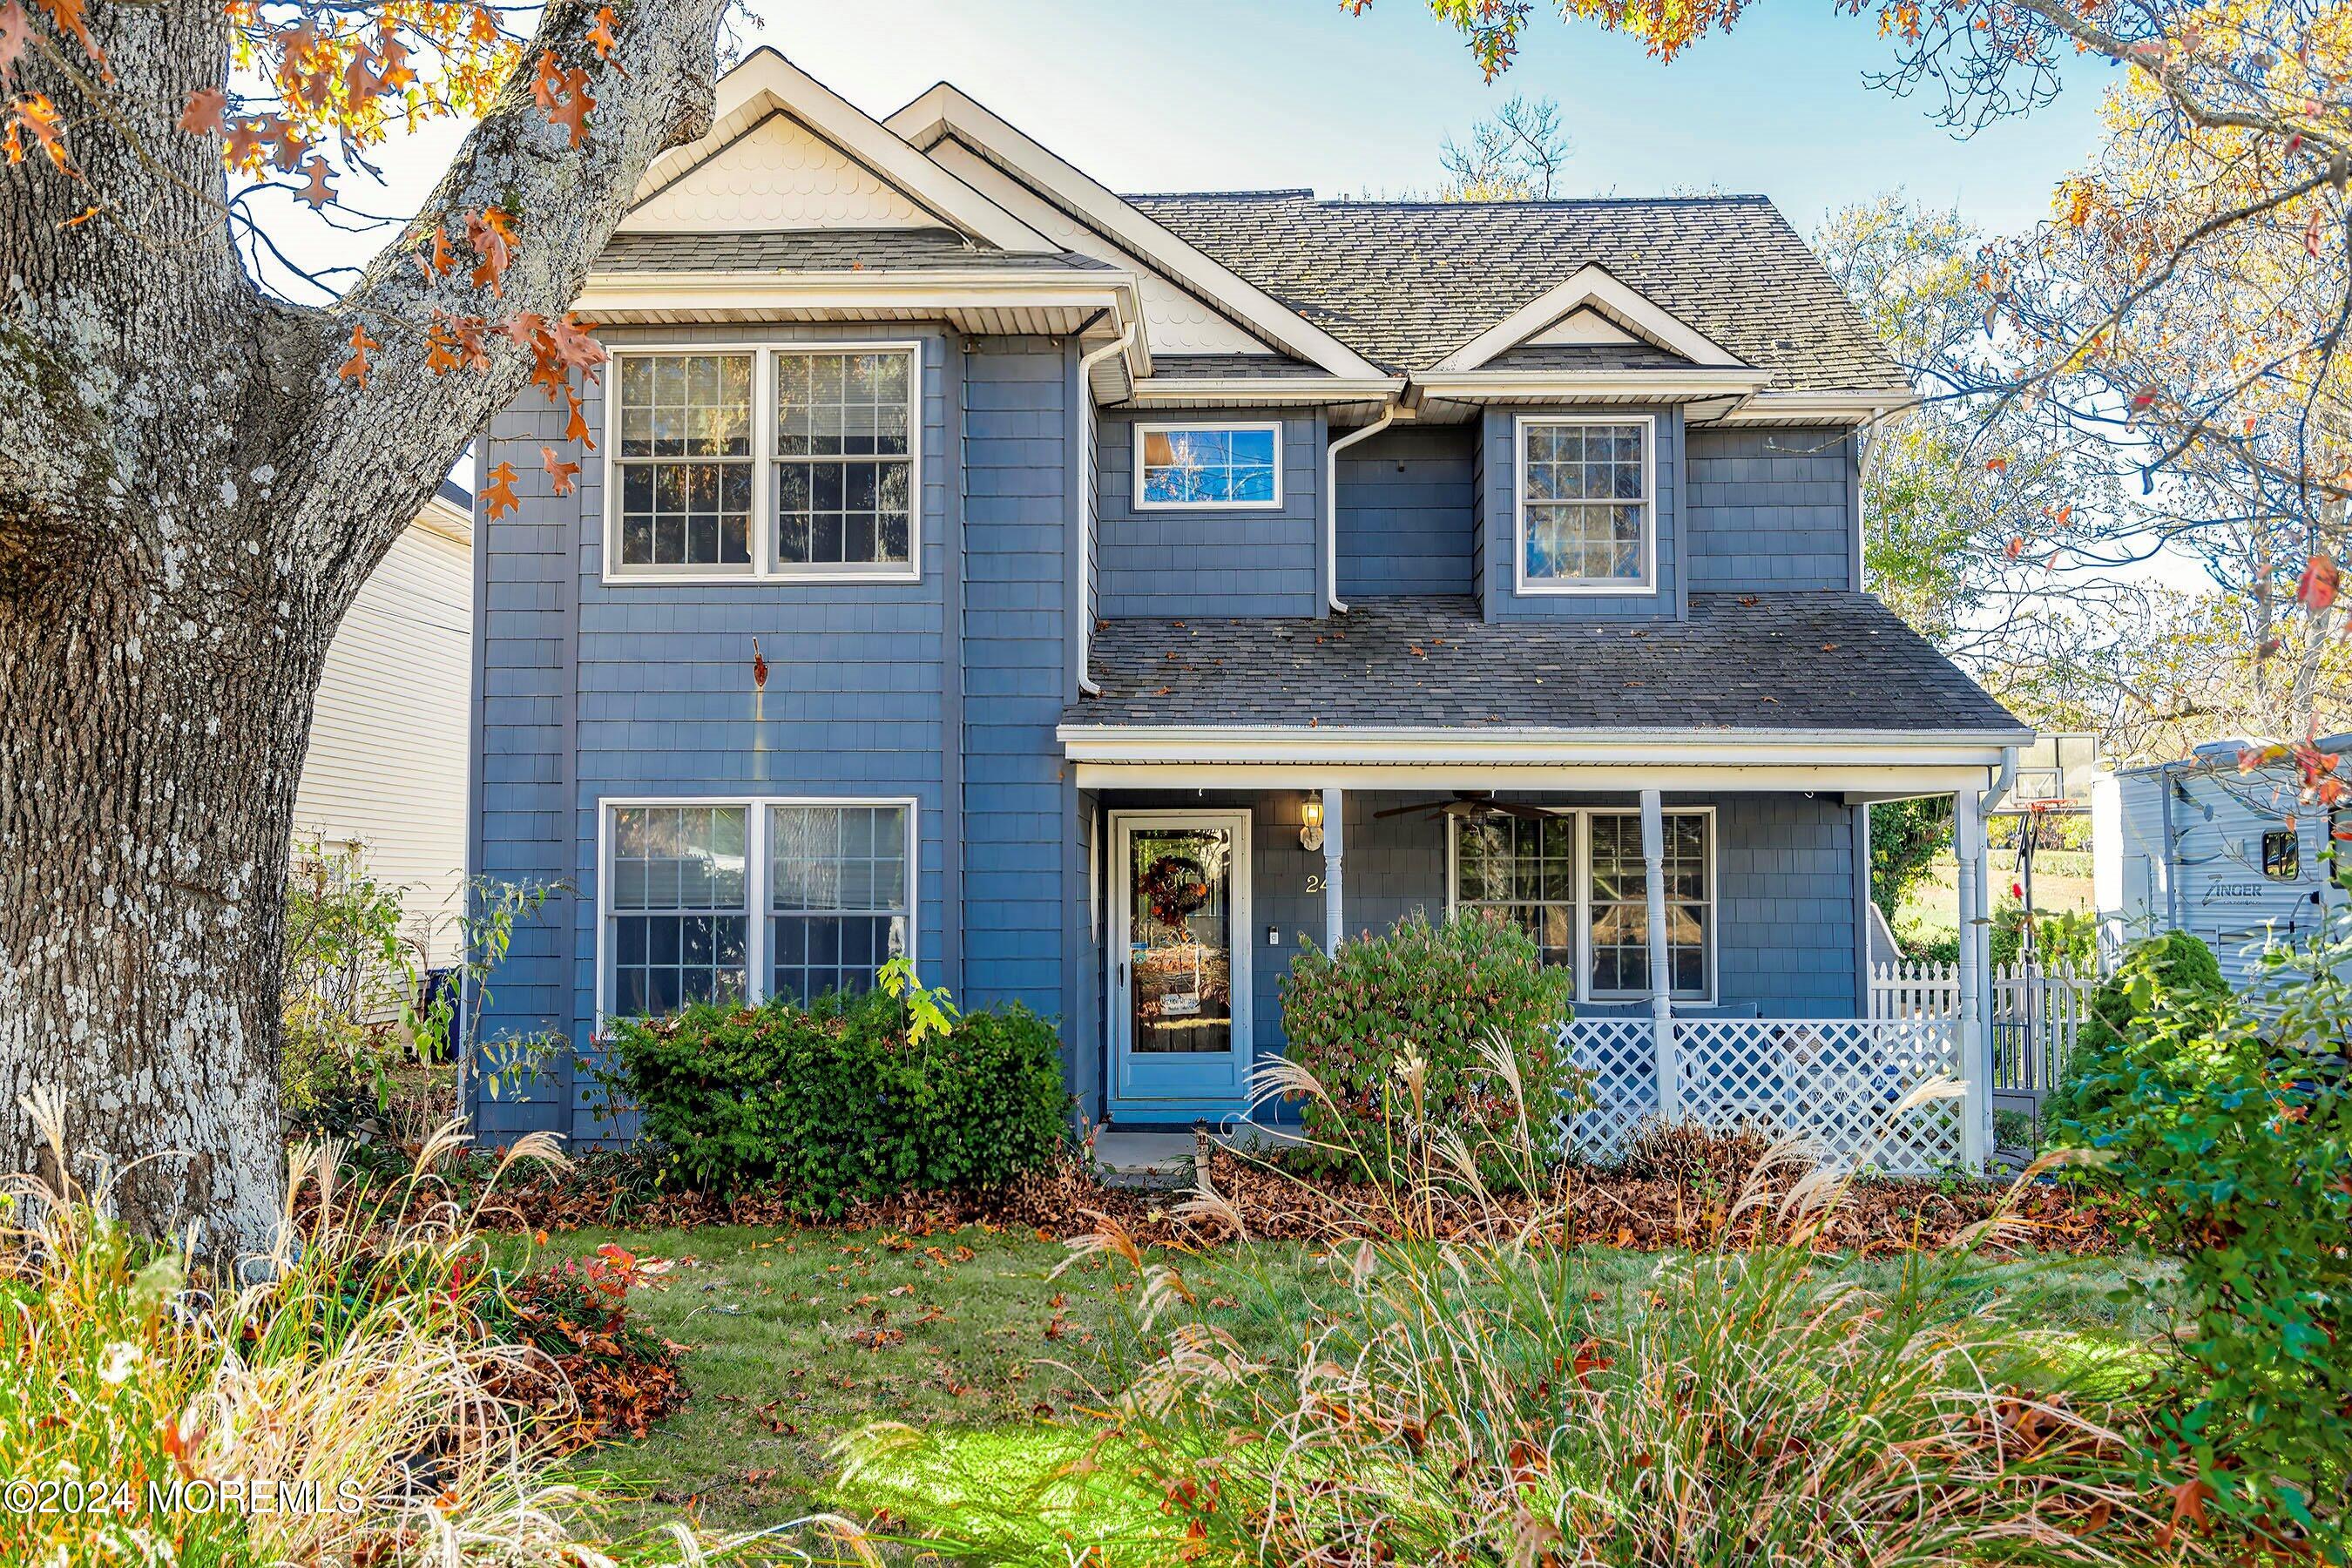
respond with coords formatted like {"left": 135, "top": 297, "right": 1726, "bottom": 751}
{"left": 1587, "top": 811, "right": 1708, "bottom": 998}
{"left": 608, "top": 804, "right": 749, "bottom": 1014}
{"left": 614, "top": 354, "right": 754, "bottom": 571}
{"left": 768, "top": 803, "right": 911, "bottom": 1001}
{"left": 601, "top": 799, "right": 916, "bottom": 1020}
{"left": 1449, "top": 808, "right": 1713, "bottom": 1002}
{"left": 1452, "top": 814, "right": 1578, "bottom": 969}
{"left": 1135, "top": 422, "right": 1281, "bottom": 508}
{"left": 607, "top": 344, "right": 921, "bottom": 582}
{"left": 1517, "top": 416, "right": 1652, "bottom": 589}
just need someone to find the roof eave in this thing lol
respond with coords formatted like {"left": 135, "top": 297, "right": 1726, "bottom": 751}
{"left": 1413, "top": 368, "right": 1770, "bottom": 404}
{"left": 1058, "top": 722, "right": 2032, "bottom": 767}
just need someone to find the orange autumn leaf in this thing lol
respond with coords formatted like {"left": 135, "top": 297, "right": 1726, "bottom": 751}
{"left": 294, "top": 155, "right": 335, "bottom": 210}
{"left": 336, "top": 321, "right": 378, "bottom": 385}
{"left": 541, "top": 444, "right": 580, "bottom": 496}
{"left": 530, "top": 51, "right": 594, "bottom": 148}
{"left": 178, "top": 86, "right": 226, "bottom": 137}
{"left": 5, "top": 91, "right": 72, "bottom": 174}
{"left": 482, "top": 460, "right": 520, "bottom": 519}
{"left": 587, "top": 6, "right": 625, "bottom": 71}
{"left": 466, "top": 206, "right": 514, "bottom": 294}
{"left": 31, "top": 0, "right": 104, "bottom": 73}
{"left": 0, "top": 3, "right": 25, "bottom": 78}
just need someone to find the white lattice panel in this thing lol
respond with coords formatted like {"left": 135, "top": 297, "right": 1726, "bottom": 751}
{"left": 1555, "top": 1017, "right": 1657, "bottom": 1161}
{"left": 1556, "top": 1017, "right": 1965, "bottom": 1174}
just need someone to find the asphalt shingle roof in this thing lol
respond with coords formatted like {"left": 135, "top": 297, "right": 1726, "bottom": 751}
{"left": 597, "top": 226, "right": 1110, "bottom": 273}
{"left": 1123, "top": 193, "right": 1908, "bottom": 392}
{"left": 1070, "top": 594, "right": 2024, "bottom": 735}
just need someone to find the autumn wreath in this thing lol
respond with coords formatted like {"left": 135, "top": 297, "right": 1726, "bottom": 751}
{"left": 1137, "top": 852, "right": 1213, "bottom": 927}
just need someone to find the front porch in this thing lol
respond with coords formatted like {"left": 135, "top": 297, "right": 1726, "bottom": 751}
{"left": 1071, "top": 767, "right": 2008, "bottom": 1175}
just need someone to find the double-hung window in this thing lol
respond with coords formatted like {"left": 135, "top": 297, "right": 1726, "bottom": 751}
{"left": 1450, "top": 807, "right": 1713, "bottom": 1002}
{"left": 1134, "top": 422, "right": 1281, "bottom": 508}
{"left": 600, "top": 798, "right": 916, "bottom": 1022}
{"left": 1516, "top": 414, "right": 1654, "bottom": 591}
{"left": 608, "top": 344, "right": 921, "bottom": 582}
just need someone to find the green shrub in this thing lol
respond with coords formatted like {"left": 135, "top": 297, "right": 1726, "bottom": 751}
{"left": 2043, "top": 929, "right": 2227, "bottom": 1129}
{"left": 601, "top": 966, "right": 1069, "bottom": 1212}
{"left": 1989, "top": 902, "right": 2099, "bottom": 966}
{"left": 2047, "top": 928, "right": 2349, "bottom": 1553}
{"left": 1277, "top": 909, "right": 1577, "bottom": 1180}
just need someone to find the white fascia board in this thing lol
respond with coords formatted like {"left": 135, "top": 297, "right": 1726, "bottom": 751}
{"left": 1072, "top": 760, "right": 1999, "bottom": 794}
{"left": 1415, "top": 368, "right": 1769, "bottom": 402}
{"left": 1436, "top": 265, "right": 1746, "bottom": 374}
{"left": 577, "top": 268, "right": 1145, "bottom": 343}
{"left": 1128, "top": 375, "right": 1404, "bottom": 406}
{"left": 636, "top": 51, "right": 1056, "bottom": 254}
{"left": 885, "top": 84, "right": 1390, "bottom": 382}
{"left": 1718, "top": 389, "right": 1919, "bottom": 425}
{"left": 1057, "top": 724, "right": 2031, "bottom": 768}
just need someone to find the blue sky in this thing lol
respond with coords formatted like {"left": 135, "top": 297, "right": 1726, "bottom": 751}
{"left": 757, "top": 0, "right": 2114, "bottom": 239}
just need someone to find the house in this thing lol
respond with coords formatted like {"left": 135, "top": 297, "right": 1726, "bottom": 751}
{"left": 2095, "top": 739, "right": 2346, "bottom": 988}
{"left": 297, "top": 480, "right": 475, "bottom": 970}
{"left": 466, "top": 51, "right": 2031, "bottom": 1170}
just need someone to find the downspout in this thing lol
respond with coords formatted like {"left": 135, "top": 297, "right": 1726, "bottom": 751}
{"left": 1324, "top": 403, "right": 1400, "bottom": 615}
{"left": 1073, "top": 323, "right": 1137, "bottom": 698}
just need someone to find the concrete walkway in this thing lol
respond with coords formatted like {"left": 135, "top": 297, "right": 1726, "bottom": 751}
{"left": 1091, "top": 1123, "right": 1303, "bottom": 1188}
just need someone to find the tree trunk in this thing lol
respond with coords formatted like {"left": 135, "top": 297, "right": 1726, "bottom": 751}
{"left": 0, "top": 557, "right": 332, "bottom": 1256}
{"left": 0, "top": 0, "right": 727, "bottom": 1260}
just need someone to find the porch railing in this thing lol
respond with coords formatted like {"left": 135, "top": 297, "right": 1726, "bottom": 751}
{"left": 1869, "top": 959, "right": 2095, "bottom": 1108}
{"left": 1558, "top": 1015, "right": 1965, "bottom": 1174}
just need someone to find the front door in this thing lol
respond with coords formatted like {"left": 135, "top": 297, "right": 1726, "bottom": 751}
{"left": 1108, "top": 810, "right": 1253, "bottom": 1119}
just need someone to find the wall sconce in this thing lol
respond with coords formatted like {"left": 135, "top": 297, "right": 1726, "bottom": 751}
{"left": 1299, "top": 795, "right": 1324, "bottom": 852}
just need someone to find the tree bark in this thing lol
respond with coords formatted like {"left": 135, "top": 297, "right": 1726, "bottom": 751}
{"left": 0, "top": 0, "right": 725, "bottom": 1260}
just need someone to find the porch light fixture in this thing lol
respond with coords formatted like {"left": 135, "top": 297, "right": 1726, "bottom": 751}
{"left": 1299, "top": 795, "right": 1325, "bottom": 852}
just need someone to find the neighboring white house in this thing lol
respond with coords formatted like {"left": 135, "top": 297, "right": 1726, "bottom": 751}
{"left": 2094, "top": 737, "right": 2346, "bottom": 988}
{"left": 291, "top": 482, "right": 474, "bottom": 969}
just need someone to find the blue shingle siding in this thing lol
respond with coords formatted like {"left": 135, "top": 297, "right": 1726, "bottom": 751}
{"left": 1336, "top": 425, "right": 1477, "bottom": 598}
{"left": 957, "top": 338, "right": 1071, "bottom": 1037}
{"left": 1712, "top": 794, "right": 1862, "bottom": 1016}
{"left": 1478, "top": 405, "right": 1685, "bottom": 622}
{"left": 1095, "top": 407, "right": 1325, "bottom": 618}
{"left": 1685, "top": 426, "right": 1858, "bottom": 591}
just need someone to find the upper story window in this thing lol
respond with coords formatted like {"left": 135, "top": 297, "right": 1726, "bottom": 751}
{"left": 607, "top": 343, "right": 921, "bottom": 584}
{"left": 1516, "top": 414, "right": 1654, "bottom": 593}
{"left": 1135, "top": 422, "right": 1281, "bottom": 509}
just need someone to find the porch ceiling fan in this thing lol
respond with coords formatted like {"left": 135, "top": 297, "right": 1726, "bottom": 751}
{"left": 1370, "top": 791, "right": 1564, "bottom": 823}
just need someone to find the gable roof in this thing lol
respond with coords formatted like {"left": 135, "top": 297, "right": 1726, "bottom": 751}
{"left": 625, "top": 50, "right": 1055, "bottom": 253}
{"left": 1121, "top": 192, "right": 1909, "bottom": 392}
{"left": 884, "top": 84, "right": 1393, "bottom": 383}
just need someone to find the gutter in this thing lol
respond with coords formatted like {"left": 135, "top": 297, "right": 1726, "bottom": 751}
{"left": 1324, "top": 403, "right": 1402, "bottom": 615}
{"left": 1071, "top": 324, "right": 1139, "bottom": 698}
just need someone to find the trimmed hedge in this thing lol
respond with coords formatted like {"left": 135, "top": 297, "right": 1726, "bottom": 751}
{"left": 601, "top": 985, "right": 1069, "bottom": 1213}
{"left": 1278, "top": 910, "right": 1578, "bottom": 1181}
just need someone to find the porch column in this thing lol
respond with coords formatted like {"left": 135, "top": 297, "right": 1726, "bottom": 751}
{"left": 1321, "top": 785, "right": 1345, "bottom": 953}
{"left": 1954, "top": 785, "right": 1990, "bottom": 1168}
{"left": 1639, "top": 788, "right": 1679, "bottom": 1119}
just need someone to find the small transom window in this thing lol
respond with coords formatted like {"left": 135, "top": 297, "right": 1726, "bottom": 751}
{"left": 1136, "top": 422, "right": 1281, "bottom": 508}
{"left": 1517, "top": 416, "right": 1652, "bottom": 591}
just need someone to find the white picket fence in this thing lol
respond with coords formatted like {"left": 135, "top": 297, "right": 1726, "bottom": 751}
{"left": 1869, "top": 959, "right": 2095, "bottom": 1108}
{"left": 1557, "top": 1014, "right": 1966, "bottom": 1175}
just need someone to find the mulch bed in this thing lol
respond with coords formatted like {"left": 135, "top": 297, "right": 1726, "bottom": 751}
{"left": 461, "top": 1143, "right": 2133, "bottom": 1259}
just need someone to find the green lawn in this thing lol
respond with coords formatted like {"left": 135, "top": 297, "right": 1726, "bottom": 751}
{"left": 501, "top": 1221, "right": 2175, "bottom": 1551}
{"left": 1898, "top": 847, "right": 2096, "bottom": 950}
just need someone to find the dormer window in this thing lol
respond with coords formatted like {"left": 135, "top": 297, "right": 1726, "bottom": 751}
{"left": 1135, "top": 422, "right": 1281, "bottom": 509}
{"left": 1515, "top": 414, "right": 1654, "bottom": 593}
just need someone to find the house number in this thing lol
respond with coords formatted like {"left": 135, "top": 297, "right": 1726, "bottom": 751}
{"left": 1305, "top": 873, "right": 1325, "bottom": 893}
